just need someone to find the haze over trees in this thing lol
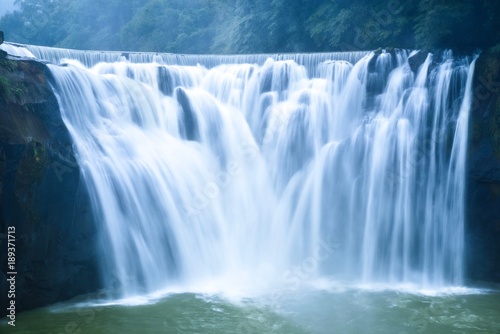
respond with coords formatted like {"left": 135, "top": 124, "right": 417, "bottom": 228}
{"left": 1, "top": 0, "right": 499, "bottom": 53}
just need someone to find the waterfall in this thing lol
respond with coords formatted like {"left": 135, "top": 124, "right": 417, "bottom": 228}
{"left": 0, "top": 42, "right": 36, "bottom": 58}
{"left": 4, "top": 43, "right": 476, "bottom": 296}
{"left": 3, "top": 42, "right": 368, "bottom": 68}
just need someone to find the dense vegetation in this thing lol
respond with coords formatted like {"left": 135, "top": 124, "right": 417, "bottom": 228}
{"left": 1, "top": 0, "right": 500, "bottom": 53}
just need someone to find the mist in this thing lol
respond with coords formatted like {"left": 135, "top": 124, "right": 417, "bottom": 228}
{"left": 0, "top": 0, "right": 17, "bottom": 17}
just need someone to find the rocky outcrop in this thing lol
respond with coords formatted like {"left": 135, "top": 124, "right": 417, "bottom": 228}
{"left": 466, "top": 52, "right": 500, "bottom": 284}
{"left": 0, "top": 53, "right": 100, "bottom": 317}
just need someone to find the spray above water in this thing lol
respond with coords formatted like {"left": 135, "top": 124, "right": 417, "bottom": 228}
{"left": 4, "top": 43, "right": 476, "bottom": 298}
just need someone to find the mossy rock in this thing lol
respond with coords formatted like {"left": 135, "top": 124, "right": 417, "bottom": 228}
{"left": 0, "top": 58, "right": 51, "bottom": 106}
{"left": 0, "top": 55, "right": 101, "bottom": 318}
{"left": 15, "top": 141, "right": 48, "bottom": 190}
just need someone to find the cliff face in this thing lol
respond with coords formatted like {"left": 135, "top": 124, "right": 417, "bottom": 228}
{"left": 0, "top": 50, "right": 101, "bottom": 317}
{"left": 466, "top": 53, "right": 500, "bottom": 284}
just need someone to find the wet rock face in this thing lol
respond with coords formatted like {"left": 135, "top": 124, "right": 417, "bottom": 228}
{"left": 0, "top": 54, "right": 101, "bottom": 316}
{"left": 466, "top": 53, "right": 500, "bottom": 284}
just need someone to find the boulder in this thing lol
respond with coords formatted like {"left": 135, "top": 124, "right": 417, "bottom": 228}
{"left": 407, "top": 50, "right": 429, "bottom": 73}
{"left": 0, "top": 55, "right": 101, "bottom": 317}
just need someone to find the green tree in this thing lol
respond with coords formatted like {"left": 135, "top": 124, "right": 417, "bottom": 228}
{"left": 1, "top": 0, "right": 499, "bottom": 53}
{"left": 1, "top": 0, "right": 67, "bottom": 46}
{"left": 269, "top": 0, "right": 321, "bottom": 52}
{"left": 121, "top": 0, "right": 215, "bottom": 53}
{"left": 414, "top": 0, "right": 472, "bottom": 49}
{"left": 306, "top": 1, "right": 357, "bottom": 51}
{"left": 211, "top": 0, "right": 274, "bottom": 53}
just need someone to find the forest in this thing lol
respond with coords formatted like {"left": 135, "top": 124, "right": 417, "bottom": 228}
{"left": 1, "top": 0, "right": 500, "bottom": 54}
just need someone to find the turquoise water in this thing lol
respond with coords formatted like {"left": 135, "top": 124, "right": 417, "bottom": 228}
{"left": 2, "top": 286, "right": 499, "bottom": 333}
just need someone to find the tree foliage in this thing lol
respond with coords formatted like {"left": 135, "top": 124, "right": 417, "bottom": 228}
{"left": 120, "top": 0, "right": 216, "bottom": 53}
{"left": 1, "top": 0, "right": 499, "bottom": 53}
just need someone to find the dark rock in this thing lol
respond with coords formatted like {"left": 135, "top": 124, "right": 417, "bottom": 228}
{"left": 0, "top": 31, "right": 3, "bottom": 45}
{"left": 408, "top": 50, "right": 429, "bottom": 73}
{"left": 0, "top": 57, "right": 100, "bottom": 317}
{"left": 466, "top": 52, "right": 500, "bottom": 284}
{"left": 175, "top": 87, "right": 199, "bottom": 141}
{"left": 158, "top": 66, "right": 174, "bottom": 96}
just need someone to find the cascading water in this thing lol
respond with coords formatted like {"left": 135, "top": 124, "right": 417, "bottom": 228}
{"left": 3, "top": 43, "right": 477, "bottom": 298}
